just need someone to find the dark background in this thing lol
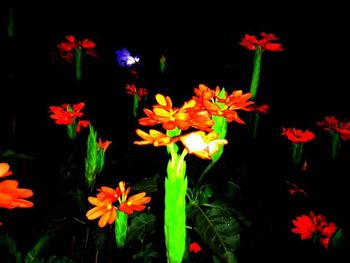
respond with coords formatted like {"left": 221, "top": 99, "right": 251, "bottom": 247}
{"left": 1, "top": 2, "right": 349, "bottom": 262}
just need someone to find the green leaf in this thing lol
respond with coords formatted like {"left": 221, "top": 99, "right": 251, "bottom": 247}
{"left": 132, "top": 174, "right": 160, "bottom": 193}
{"left": 93, "top": 230, "right": 107, "bottom": 250}
{"left": 24, "top": 236, "right": 50, "bottom": 263}
{"left": 198, "top": 185, "right": 213, "bottom": 204}
{"left": 0, "top": 235, "right": 22, "bottom": 262}
{"left": 225, "top": 180, "right": 240, "bottom": 201}
{"left": 0, "top": 149, "right": 36, "bottom": 159}
{"left": 126, "top": 213, "right": 156, "bottom": 244}
{"left": 40, "top": 255, "right": 75, "bottom": 263}
{"left": 328, "top": 227, "right": 343, "bottom": 250}
{"left": 132, "top": 243, "right": 158, "bottom": 262}
{"left": 194, "top": 207, "right": 240, "bottom": 263}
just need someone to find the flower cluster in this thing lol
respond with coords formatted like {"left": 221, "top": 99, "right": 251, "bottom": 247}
{"left": 86, "top": 181, "right": 151, "bottom": 228}
{"left": 291, "top": 211, "right": 338, "bottom": 248}
{"left": 134, "top": 84, "right": 253, "bottom": 159}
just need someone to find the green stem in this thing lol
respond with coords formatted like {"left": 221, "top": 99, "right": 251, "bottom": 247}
{"left": 8, "top": 8, "right": 14, "bottom": 38}
{"left": 197, "top": 159, "right": 217, "bottom": 189}
{"left": 67, "top": 122, "right": 77, "bottom": 140}
{"left": 331, "top": 133, "right": 340, "bottom": 159}
{"left": 133, "top": 94, "right": 139, "bottom": 118}
{"left": 249, "top": 48, "right": 263, "bottom": 100}
{"left": 75, "top": 47, "right": 82, "bottom": 81}
{"left": 292, "top": 143, "right": 304, "bottom": 164}
{"left": 252, "top": 112, "right": 260, "bottom": 139}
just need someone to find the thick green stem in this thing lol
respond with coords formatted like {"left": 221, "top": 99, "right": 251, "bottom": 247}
{"left": 75, "top": 47, "right": 82, "bottom": 81}
{"left": 164, "top": 151, "right": 187, "bottom": 263}
{"left": 249, "top": 48, "right": 263, "bottom": 100}
{"left": 115, "top": 210, "right": 128, "bottom": 248}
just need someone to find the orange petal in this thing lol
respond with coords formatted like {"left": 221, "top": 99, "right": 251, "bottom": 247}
{"left": 107, "top": 207, "right": 117, "bottom": 225}
{"left": 127, "top": 192, "right": 146, "bottom": 202}
{"left": 86, "top": 206, "right": 107, "bottom": 220}
{"left": 88, "top": 197, "right": 102, "bottom": 206}
{"left": 98, "top": 210, "right": 111, "bottom": 227}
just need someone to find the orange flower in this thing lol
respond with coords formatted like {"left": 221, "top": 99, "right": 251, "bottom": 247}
{"left": 119, "top": 192, "right": 151, "bottom": 215}
{"left": 86, "top": 197, "right": 117, "bottom": 227}
{"left": 139, "top": 94, "right": 213, "bottom": 131}
{"left": 0, "top": 163, "right": 13, "bottom": 178}
{"left": 96, "top": 186, "right": 120, "bottom": 202}
{"left": 0, "top": 180, "right": 34, "bottom": 209}
{"left": 204, "top": 89, "right": 254, "bottom": 124}
{"left": 134, "top": 129, "right": 179, "bottom": 146}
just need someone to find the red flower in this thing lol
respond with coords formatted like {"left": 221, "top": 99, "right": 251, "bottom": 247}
{"left": 291, "top": 212, "right": 338, "bottom": 249}
{"left": 288, "top": 182, "right": 307, "bottom": 196}
{"left": 316, "top": 115, "right": 350, "bottom": 140}
{"left": 125, "top": 84, "right": 149, "bottom": 101}
{"left": 189, "top": 242, "right": 202, "bottom": 253}
{"left": 249, "top": 104, "right": 270, "bottom": 114}
{"left": 240, "top": 32, "right": 283, "bottom": 51}
{"left": 76, "top": 120, "right": 91, "bottom": 133}
{"left": 49, "top": 102, "right": 89, "bottom": 133}
{"left": 291, "top": 214, "right": 318, "bottom": 240}
{"left": 98, "top": 138, "right": 112, "bottom": 152}
{"left": 57, "top": 35, "right": 97, "bottom": 62}
{"left": 281, "top": 128, "right": 315, "bottom": 143}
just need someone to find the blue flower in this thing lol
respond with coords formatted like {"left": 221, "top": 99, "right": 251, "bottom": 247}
{"left": 115, "top": 48, "right": 140, "bottom": 68}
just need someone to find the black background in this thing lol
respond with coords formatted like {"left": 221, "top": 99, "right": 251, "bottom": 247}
{"left": 1, "top": 1, "right": 350, "bottom": 262}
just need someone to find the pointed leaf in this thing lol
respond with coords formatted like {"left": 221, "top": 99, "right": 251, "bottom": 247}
{"left": 194, "top": 207, "right": 239, "bottom": 263}
{"left": 0, "top": 235, "right": 22, "bottom": 262}
{"left": 132, "top": 174, "right": 160, "bottom": 193}
{"left": 0, "top": 149, "right": 36, "bottom": 159}
{"left": 24, "top": 236, "right": 50, "bottom": 263}
{"left": 328, "top": 227, "right": 343, "bottom": 250}
{"left": 126, "top": 213, "right": 156, "bottom": 244}
{"left": 132, "top": 243, "right": 158, "bottom": 262}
